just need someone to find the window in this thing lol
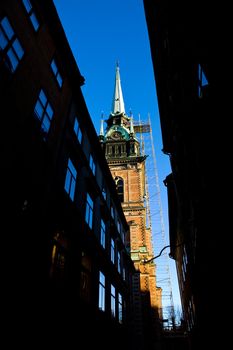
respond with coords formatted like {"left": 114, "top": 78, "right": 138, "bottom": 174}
{"left": 34, "top": 89, "right": 54, "bottom": 135}
{"left": 111, "top": 238, "right": 115, "bottom": 264}
{"left": 0, "top": 16, "right": 24, "bottom": 72}
{"left": 100, "top": 219, "right": 106, "bottom": 248}
{"left": 64, "top": 159, "right": 77, "bottom": 201}
{"left": 130, "top": 143, "right": 135, "bottom": 154}
{"left": 122, "top": 267, "right": 126, "bottom": 281}
{"left": 115, "top": 177, "right": 124, "bottom": 202}
{"left": 117, "top": 251, "right": 121, "bottom": 274}
{"left": 89, "top": 154, "right": 96, "bottom": 175}
{"left": 117, "top": 219, "right": 121, "bottom": 234}
{"left": 121, "top": 229, "right": 125, "bottom": 244}
{"left": 51, "top": 58, "right": 63, "bottom": 88}
{"left": 187, "top": 297, "right": 195, "bottom": 331}
{"left": 80, "top": 252, "right": 91, "bottom": 303}
{"left": 102, "top": 186, "right": 106, "bottom": 201}
{"left": 85, "top": 193, "right": 94, "bottom": 229}
{"left": 98, "top": 271, "right": 105, "bottom": 311}
{"left": 50, "top": 245, "right": 65, "bottom": 278}
{"left": 22, "top": 0, "right": 39, "bottom": 31}
{"left": 118, "top": 293, "right": 123, "bottom": 324}
{"left": 110, "top": 204, "right": 115, "bottom": 219}
{"left": 198, "top": 64, "right": 208, "bottom": 98}
{"left": 74, "top": 118, "right": 82, "bottom": 144}
{"left": 111, "top": 285, "right": 116, "bottom": 318}
{"left": 50, "top": 232, "right": 66, "bottom": 279}
{"left": 131, "top": 252, "right": 139, "bottom": 261}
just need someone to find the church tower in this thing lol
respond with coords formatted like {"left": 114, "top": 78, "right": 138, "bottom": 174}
{"left": 100, "top": 64, "right": 162, "bottom": 348}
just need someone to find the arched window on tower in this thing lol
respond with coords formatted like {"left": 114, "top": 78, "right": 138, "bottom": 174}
{"left": 115, "top": 177, "right": 124, "bottom": 202}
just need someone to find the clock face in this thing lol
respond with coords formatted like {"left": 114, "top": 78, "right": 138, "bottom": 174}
{"left": 111, "top": 131, "right": 121, "bottom": 139}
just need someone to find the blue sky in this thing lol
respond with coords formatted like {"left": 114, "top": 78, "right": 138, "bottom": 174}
{"left": 53, "top": 0, "right": 181, "bottom": 310}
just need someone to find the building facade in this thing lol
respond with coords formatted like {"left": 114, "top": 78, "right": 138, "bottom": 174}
{"left": 99, "top": 64, "right": 162, "bottom": 349}
{"left": 0, "top": 1, "right": 135, "bottom": 347}
{"left": 143, "top": 0, "right": 223, "bottom": 348}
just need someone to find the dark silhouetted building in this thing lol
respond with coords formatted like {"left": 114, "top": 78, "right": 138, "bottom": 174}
{"left": 0, "top": 0, "right": 135, "bottom": 347}
{"left": 143, "top": 0, "right": 224, "bottom": 349}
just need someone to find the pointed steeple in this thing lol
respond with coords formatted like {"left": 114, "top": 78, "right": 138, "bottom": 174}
{"left": 99, "top": 113, "right": 105, "bottom": 144}
{"left": 99, "top": 113, "right": 104, "bottom": 136}
{"left": 111, "top": 62, "right": 125, "bottom": 115}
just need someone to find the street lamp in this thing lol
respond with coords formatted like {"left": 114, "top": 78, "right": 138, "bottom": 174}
{"left": 141, "top": 242, "right": 184, "bottom": 264}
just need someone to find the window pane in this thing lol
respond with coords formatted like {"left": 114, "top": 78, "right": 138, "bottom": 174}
{"left": 7, "top": 48, "right": 18, "bottom": 71}
{"left": 46, "top": 104, "right": 53, "bottom": 120}
{"left": 2, "top": 17, "right": 14, "bottom": 40}
{"left": 57, "top": 73, "right": 63, "bottom": 87}
{"left": 89, "top": 210, "right": 93, "bottom": 229}
{"left": 99, "top": 285, "right": 105, "bottom": 311}
{"left": 34, "top": 101, "right": 43, "bottom": 119}
{"left": 22, "top": 0, "right": 32, "bottom": 12}
{"left": 70, "top": 178, "right": 76, "bottom": 201}
{"left": 13, "top": 39, "right": 24, "bottom": 59}
{"left": 0, "top": 29, "right": 8, "bottom": 49}
{"left": 64, "top": 171, "right": 71, "bottom": 194}
{"left": 39, "top": 90, "right": 47, "bottom": 106}
{"left": 100, "top": 272, "right": 105, "bottom": 285}
{"left": 41, "top": 115, "right": 50, "bottom": 133}
{"left": 78, "top": 129, "right": 82, "bottom": 143}
{"left": 68, "top": 159, "right": 77, "bottom": 178}
{"left": 30, "top": 13, "right": 39, "bottom": 31}
{"left": 74, "top": 119, "right": 79, "bottom": 135}
{"left": 87, "top": 193, "right": 93, "bottom": 209}
{"left": 51, "top": 59, "right": 57, "bottom": 74}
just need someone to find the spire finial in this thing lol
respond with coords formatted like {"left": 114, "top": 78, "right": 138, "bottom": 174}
{"left": 99, "top": 112, "right": 104, "bottom": 137}
{"left": 111, "top": 62, "right": 125, "bottom": 115}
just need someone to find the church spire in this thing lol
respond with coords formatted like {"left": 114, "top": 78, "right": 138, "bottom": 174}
{"left": 111, "top": 62, "right": 125, "bottom": 115}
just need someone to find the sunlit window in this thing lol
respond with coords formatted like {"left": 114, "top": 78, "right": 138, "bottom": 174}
{"left": 64, "top": 158, "right": 77, "bottom": 201}
{"left": 0, "top": 16, "right": 24, "bottom": 72}
{"left": 115, "top": 176, "right": 124, "bottom": 202}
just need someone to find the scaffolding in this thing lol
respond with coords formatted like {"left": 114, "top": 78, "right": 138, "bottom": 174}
{"left": 135, "top": 114, "right": 175, "bottom": 329}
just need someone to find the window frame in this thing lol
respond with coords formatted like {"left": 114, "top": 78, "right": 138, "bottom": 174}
{"left": 74, "top": 117, "right": 82, "bottom": 144}
{"left": 50, "top": 57, "right": 63, "bottom": 88}
{"left": 0, "top": 16, "right": 24, "bottom": 73}
{"left": 64, "top": 158, "right": 77, "bottom": 201}
{"left": 22, "top": 0, "right": 40, "bottom": 32}
{"left": 85, "top": 193, "right": 94, "bottom": 229}
{"left": 34, "top": 88, "right": 54, "bottom": 136}
{"left": 98, "top": 271, "right": 105, "bottom": 312}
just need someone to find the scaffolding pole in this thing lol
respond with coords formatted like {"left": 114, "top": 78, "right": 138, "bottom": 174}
{"left": 134, "top": 114, "right": 175, "bottom": 328}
